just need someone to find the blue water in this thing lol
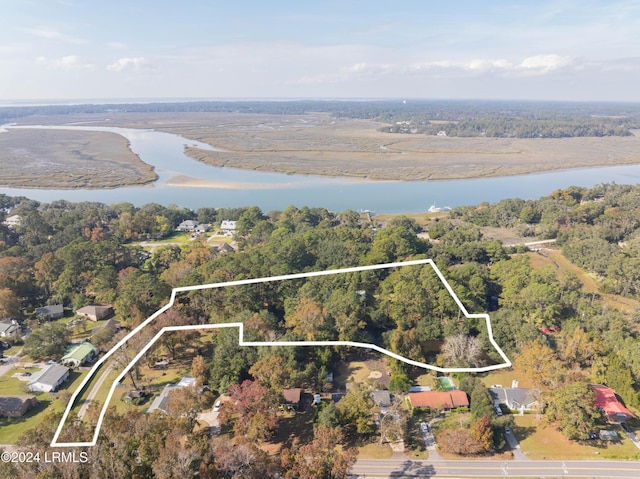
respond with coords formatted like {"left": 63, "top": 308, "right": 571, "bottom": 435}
{"left": 2, "top": 125, "right": 640, "bottom": 212}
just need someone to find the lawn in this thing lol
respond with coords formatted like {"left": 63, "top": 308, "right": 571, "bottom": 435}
{"left": 358, "top": 442, "right": 394, "bottom": 459}
{"left": 514, "top": 414, "right": 640, "bottom": 459}
{"left": 0, "top": 368, "right": 87, "bottom": 444}
{"left": 479, "top": 369, "right": 533, "bottom": 389}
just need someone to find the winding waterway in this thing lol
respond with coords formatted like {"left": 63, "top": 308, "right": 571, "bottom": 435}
{"left": 2, "top": 125, "right": 640, "bottom": 212}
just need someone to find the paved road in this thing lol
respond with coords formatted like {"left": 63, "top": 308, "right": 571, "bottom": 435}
{"left": 77, "top": 361, "right": 117, "bottom": 420}
{"left": 352, "top": 458, "right": 640, "bottom": 478}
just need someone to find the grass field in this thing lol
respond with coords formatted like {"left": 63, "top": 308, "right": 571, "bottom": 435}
{"left": 0, "top": 367, "right": 87, "bottom": 444}
{"left": 514, "top": 414, "right": 640, "bottom": 459}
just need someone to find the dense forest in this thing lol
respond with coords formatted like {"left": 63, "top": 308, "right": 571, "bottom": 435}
{"left": 1, "top": 182, "right": 640, "bottom": 477}
{"left": 2, "top": 99, "right": 640, "bottom": 138}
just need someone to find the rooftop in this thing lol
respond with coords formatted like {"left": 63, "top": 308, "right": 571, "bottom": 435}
{"left": 29, "top": 364, "right": 69, "bottom": 387}
{"left": 409, "top": 390, "right": 469, "bottom": 409}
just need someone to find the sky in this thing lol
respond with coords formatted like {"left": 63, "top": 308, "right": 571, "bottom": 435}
{"left": 2, "top": 0, "right": 640, "bottom": 102}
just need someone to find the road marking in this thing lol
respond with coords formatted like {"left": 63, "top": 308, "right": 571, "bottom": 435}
{"left": 51, "top": 258, "right": 511, "bottom": 447}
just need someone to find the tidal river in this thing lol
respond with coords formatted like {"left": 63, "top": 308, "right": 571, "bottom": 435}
{"left": 2, "top": 125, "right": 640, "bottom": 212}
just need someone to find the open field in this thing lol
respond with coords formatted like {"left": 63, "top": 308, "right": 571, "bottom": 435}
{"left": 513, "top": 414, "right": 640, "bottom": 460}
{"left": 11, "top": 111, "right": 640, "bottom": 182}
{"left": 0, "top": 128, "right": 157, "bottom": 189}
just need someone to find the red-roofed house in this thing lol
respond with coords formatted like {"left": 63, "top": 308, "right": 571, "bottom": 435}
{"left": 591, "top": 385, "right": 635, "bottom": 423}
{"left": 409, "top": 390, "right": 469, "bottom": 412}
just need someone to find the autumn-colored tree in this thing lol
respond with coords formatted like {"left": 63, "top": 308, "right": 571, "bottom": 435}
{"left": 470, "top": 415, "right": 494, "bottom": 452}
{"left": 248, "top": 355, "right": 292, "bottom": 392}
{"left": 281, "top": 425, "right": 357, "bottom": 479}
{"left": 152, "top": 431, "right": 201, "bottom": 479}
{"left": 166, "top": 385, "right": 208, "bottom": 428}
{"left": 514, "top": 340, "right": 563, "bottom": 390}
{"left": 219, "top": 379, "right": 278, "bottom": 441}
{"left": 436, "top": 428, "right": 484, "bottom": 455}
{"left": 0, "top": 288, "right": 21, "bottom": 319}
{"left": 285, "top": 297, "right": 331, "bottom": 340}
{"left": 191, "top": 355, "right": 210, "bottom": 387}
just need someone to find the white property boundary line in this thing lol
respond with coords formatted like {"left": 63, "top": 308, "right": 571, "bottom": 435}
{"left": 51, "top": 258, "right": 511, "bottom": 447}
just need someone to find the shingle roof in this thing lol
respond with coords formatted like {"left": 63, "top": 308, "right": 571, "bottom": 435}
{"left": 409, "top": 390, "right": 469, "bottom": 409}
{"left": 29, "top": 364, "right": 69, "bottom": 387}
{"left": 282, "top": 388, "right": 302, "bottom": 404}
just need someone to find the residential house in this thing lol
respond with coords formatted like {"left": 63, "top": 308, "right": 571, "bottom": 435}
{"left": 282, "top": 388, "right": 303, "bottom": 410}
{"left": 371, "top": 390, "right": 392, "bottom": 409}
{"left": 36, "top": 304, "right": 64, "bottom": 321}
{"left": 489, "top": 387, "right": 540, "bottom": 413}
{"left": 28, "top": 364, "right": 70, "bottom": 393}
{"left": 2, "top": 215, "right": 22, "bottom": 228}
{"left": 220, "top": 220, "right": 236, "bottom": 233}
{"left": 147, "top": 376, "right": 197, "bottom": 414}
{"left": 592, "top": 384, "right": 635, "bottom": 423}
{"left": 0, "top": 318, "right": 21, "bottom": 339}
{"left": 76, "top": 305, "right": 113, "bottom": 322}
{"left": 176, "top": 220, "right": 199, "bottom": 232}
{"left": 61, "top": 342, "right": 99, "bottom": 368}
{"left": 409, "top": 390, "right": 469, "bottom": 412}
{"left": 194, "top": 223, "right": 210, "bottom": 233}
{"left": 0, "top": 395, "right": 38, "bottom": 418}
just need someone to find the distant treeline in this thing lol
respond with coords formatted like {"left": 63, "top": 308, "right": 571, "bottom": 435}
{"left": 2, "top": 99, "right": 640, "bottom": 138}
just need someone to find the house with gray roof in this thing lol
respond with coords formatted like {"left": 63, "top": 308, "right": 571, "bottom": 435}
{"left": 489, "top": 387, "right": 540, "bottom": 413}
{"left": 28, "top": 364, "right": 70, "bottom": 393}
{"left": 76, "top": 305, "right": 113, "bottom": 322}
{"left": 0, "top": 318, "right": 21, "bottom": 338}
{"left": 36, "top": 304, "right": 64, "bottom": 321}
{"left": 147, "top": 376, "right": 197, "bottom": 414}
{"left": 177, "top": 220, "right": 200, "bottom": 232}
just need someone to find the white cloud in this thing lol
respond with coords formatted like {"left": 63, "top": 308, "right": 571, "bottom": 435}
{"left": 35, "top": 54, "right": 93, "bottom": 70}
{"left": 106, "top": 57, "right": 149, "bottom": 72}
{"left": 518, "top": 54, "right": 573, "bottom": 73}
{"left": 20, "top": 26, "right": 85, "bottom": 44}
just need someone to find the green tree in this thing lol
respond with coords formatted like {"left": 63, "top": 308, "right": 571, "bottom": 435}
{"left": 23, "top": 322, "right": 70, "bottom": 361}
{"left": 546, "top": 381, "right": 600, "bottom": 440}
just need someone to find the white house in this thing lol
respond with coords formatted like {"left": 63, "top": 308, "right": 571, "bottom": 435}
{"left": 2, "top": 215, "right": 22, "bottom": 228}
{"left": 176, "top": 220, "right": 200, "bottom": 232}
{"left": 0, "top": 318, "right": 21, "bottom": 338}
{"left": 220, "top": 220, "right": 236, "bottom": 233}
{"left": 28, "top": 364, "right": 70, "bottom": 393}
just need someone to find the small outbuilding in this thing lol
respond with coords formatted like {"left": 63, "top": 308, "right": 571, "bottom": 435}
{"left": 282, "top": 388, "right": 303, "bottom": 409}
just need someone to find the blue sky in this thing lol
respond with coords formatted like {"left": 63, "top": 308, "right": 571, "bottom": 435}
{"left": 2, "top": 0, "right": 640, "bottom": 101}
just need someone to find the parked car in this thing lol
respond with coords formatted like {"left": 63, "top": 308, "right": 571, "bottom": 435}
{"left": 0, "top": 341, "right": 9, "bottom": 350}
{"left": 621, "top": 423, "right": 631, "bottom": 433}
{"left": 505, "top": 427, "right": 512, "bottom": 435}
{"left": 495, "top": 405, "right": 503, "bottom": 416}
{"left": 420, "top": 422, "right": 429, "bottom": 433}
{"left": 213, "top": 400, "right": 222, "bottom": 412}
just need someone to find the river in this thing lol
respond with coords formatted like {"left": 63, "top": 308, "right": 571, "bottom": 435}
{"left": 2, "top": 125, "right": 640, "bottom": 213}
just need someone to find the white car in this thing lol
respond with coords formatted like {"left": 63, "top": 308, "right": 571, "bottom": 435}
{"left": 213, "top": 400, "right": 222, "bottom": 412}
{"left": 505, "top": 427, "right": 512, "bottom": 435}
{"left": 420, "top": 422, "right": 429, "bottom": 433}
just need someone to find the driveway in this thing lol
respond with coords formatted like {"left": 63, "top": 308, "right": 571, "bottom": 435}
{"left": 505, "top": 425, "right": 528, "bottom": 460}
